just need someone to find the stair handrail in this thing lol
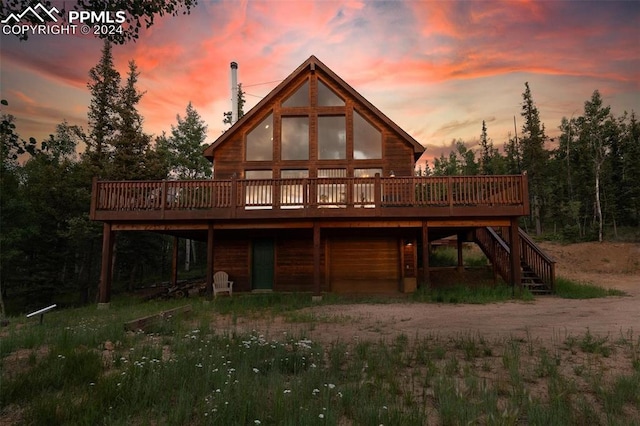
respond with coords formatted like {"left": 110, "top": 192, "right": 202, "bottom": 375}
{"left": 518, "top": 229, "right": 556, "bottom": 292}
{"left": 474, "top": 227, "right": 511, "bottom": 284}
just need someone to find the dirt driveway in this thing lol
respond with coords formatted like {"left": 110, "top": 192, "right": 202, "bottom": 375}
{"left": 229, "top": 242, "right": 640, "bottom": 344}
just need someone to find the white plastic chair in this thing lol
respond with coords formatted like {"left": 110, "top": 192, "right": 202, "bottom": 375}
{"left": 213, "top": 271, "right": 233, "bottom": 298}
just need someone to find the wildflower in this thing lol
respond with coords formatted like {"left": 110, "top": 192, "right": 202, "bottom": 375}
{"left": 283, "top": 389, "right": 291, "bottom": 394}
{"left": 196, "top": 363, "right": 203, "bottom": 368}
{"left": 327, "top": 383, "right": 335, "bottom": 389}
{"left": 254, "top": 421, "right": 261, "bottom": 425}
{"left": 253, "top": 367, "right": 259, "bottom": 373}
{"left": 312, "top": 388, "right": 320, "bottom": 395}
{"left": 319, "top": 414, "right": 325, "bottom": 419}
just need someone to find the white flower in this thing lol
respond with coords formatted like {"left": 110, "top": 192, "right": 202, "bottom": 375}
{"left": 283, "top": 389, "right": 291, "bottom": 394}
{"left": 319, "top": 414, "right": 324, "bottom": 419}
{"left": 327, "top": 383, "right": 335, "bottom": 389}
{"left": 254, "top": 421, "right": 261, "bottom": 425}
{"left": 253, "top": 368, "right": 259, "bottom": 373}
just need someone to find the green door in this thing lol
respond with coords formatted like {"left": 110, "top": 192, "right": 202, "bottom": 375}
{"left": 252, "top": 239, "right": 274, "bottom": 290}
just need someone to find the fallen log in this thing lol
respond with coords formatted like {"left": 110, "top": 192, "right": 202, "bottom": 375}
{"left": 124, "top": 304, "right": 192, "bottom": 332}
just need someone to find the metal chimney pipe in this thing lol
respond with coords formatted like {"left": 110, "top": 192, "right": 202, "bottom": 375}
{"left": 230, "top": 61, "right": 238, "bottom": 124}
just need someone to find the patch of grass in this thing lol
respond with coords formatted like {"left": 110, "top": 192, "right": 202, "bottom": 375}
{"left": 3, "top": 298, "right": 640, "bottom": 425}
{"left": 555, "top": 277, "right": 626, "bottom": 299}
{"left": 413, "top": 284, "right": 533, "bottom": 304}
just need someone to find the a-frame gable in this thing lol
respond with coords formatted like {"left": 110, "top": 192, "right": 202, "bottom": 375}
{"left": 203, "top": 56, "right": 424, "bottom": 161}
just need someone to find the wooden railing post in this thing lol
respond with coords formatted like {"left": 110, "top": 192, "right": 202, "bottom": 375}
{"left": 161, "top": 180, "right": 167, "bottom": 218}
{"left": 374, "top": 173, "right": 381, "bottom": 215}
{"left": 448, "top": 176, "right": 454, "bottom": 212}
{"left": 521, "top": 173, "right": 530, "bottom": 215}
{"left": 230, "top": 175, "right": 237, "bottom": 218}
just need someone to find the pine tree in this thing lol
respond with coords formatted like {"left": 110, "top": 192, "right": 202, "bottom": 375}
{"left": 86, "top": 40, "right": 120, "bottom": 173}
{"left": 162, "top": 102, "right": 211, "bottom": 179}
{"left": 520, "top": 82, "right": 548, "bottom": 235}
{"left": 109, "top": 61, "right": 154, "bottom": 180}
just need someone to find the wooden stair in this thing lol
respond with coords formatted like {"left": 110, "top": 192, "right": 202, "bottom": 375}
{"left": 474, "top": 227, "right": 555, "bottom": 295}
{"left": 521, "top": 262, "right": 552, "bottom": 295}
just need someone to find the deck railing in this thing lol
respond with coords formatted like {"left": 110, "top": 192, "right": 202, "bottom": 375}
{"left": 92, "top": 174, "right": 528, "bottom": 216}
{"left": 475, "top": 226, "right": 555, "bottom": 291}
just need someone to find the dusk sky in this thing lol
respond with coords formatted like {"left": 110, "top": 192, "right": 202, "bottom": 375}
{"left": 1, "top": 0, "right": 639, "bottom": 165}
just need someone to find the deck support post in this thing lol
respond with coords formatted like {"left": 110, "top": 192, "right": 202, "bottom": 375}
{"left": 171, "top": 236, "right": 179, "bottom": 288}
{"left": 313, "top": 222, "right": 321, "bottom": 297}
{"left": 509, "top": 218, "right": 521, "bottom": 295}
{"left": 98, "top": 223, "right": 114, "bottom": 306}
{"left": 421, "top": 221, "right": 430, "bottom": 287}
{"left": 206, "top": 224, "right": 214, "bottom": 298}
{"left": 456, "top": 232, "right": 464, "bottom": 272}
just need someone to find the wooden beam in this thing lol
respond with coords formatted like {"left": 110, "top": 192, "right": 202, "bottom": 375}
{"left": 425, "top": 219, "right": 511, "bottom": 228}
{"left": 510, "top": 218, "right": 521, "bottom": 295}
{"left": 206, "top": 224, "right": 214, "bottom": 298}
{"left": 98, "top": 223, "right": 114, "bottom": 305}
{"left": 313, "top": 222, "right": 321, "bottom": 296}
{"left": 457, "top": 233, "right": 464, "bottom": 272}
{"left": 422, "top": 221, "right": 429, "bottom": 287}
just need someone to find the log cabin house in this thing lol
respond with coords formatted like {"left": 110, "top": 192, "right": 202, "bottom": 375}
{"left": 90, "top": 56, "right": 555, "bottom": 305}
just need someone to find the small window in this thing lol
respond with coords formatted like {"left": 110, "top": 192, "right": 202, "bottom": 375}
{"left": 282, "top": 80, "right": 309, "bottom": 107}
{"left": 318, "top": 116, "right": 346, "bottom": 160}
{"left": 246, "top": 114, "right": 273, "bottom": 161}
{"left": 354, "top": 111, "right": 382, "bottom": 159}
{"left": 281, "top": 117, "right": 309, "bottom": 160}
{"left": 354, "top": 168, "right": 382, "bottom": 178}
{"left": 318, "top": 80, "right": 344, "bottom": 106}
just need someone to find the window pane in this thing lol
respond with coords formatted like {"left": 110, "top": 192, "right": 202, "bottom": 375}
{"left": 281, "top": 170, "right": 308, "bottom": 208}
{"left": 354, "top": 168, "right": 382, "bottom": 178}
{"left": 318, "top": 116, "right": 346, "bottom": 160}
{"left": 282, "top": 80, "right": 309, "bottom": 107}
{"left": 281, "top": 170, "right": 309, "bottom": 179}
{"left": 354, "top": 111, "right": 382, "bottom": 159}
{"left": 246, "top": 170, "right": 272, "bottom": 179}
{"left": 318, "top": 169, "right": 346, "bottom": 205}
{"left": 246, "top": 114, "right": 273, "bottom": 161}
{"left": 354, "top": 168, "right": 381, "bottom": 206}
{"left": 318, "top": 169, "right": 346, "bottom": 178}
{"left": 318, "top": 80, "right": 344, "bottom": 106}
{"left": 245, "top": 170, "right": 272, "bottom": 209}
{"left": 282, "top": 117, "right": 309, "bottom": 160}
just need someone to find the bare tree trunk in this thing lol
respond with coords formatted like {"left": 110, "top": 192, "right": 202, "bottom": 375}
{"left": 185, "top": 238, "right": 191, "bottom": 272}
{"left": 0, "top": 280, "right": 6, "bottom": 321}
{"left": 595, "top": 161, "right": 603, "bottom": 242}
{"left": 534, "top": 195, "right": 542, "bottom": 236}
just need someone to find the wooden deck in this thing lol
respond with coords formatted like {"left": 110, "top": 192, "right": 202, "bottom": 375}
{"left": 90, "top": 175, "right": 530, "bottom": 222}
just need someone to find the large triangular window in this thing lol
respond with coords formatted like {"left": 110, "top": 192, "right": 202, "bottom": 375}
{"left": 282, "top": 80, "right": 309, "bottom": 107}
{"left": 246, "top": 113, "right": 273, "bottom": 161}
{"left": 353, "top": 110, "right": 381, "bottom": 159}
{"left": 317, "top": 80, "right": 344, "bottom": 106}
